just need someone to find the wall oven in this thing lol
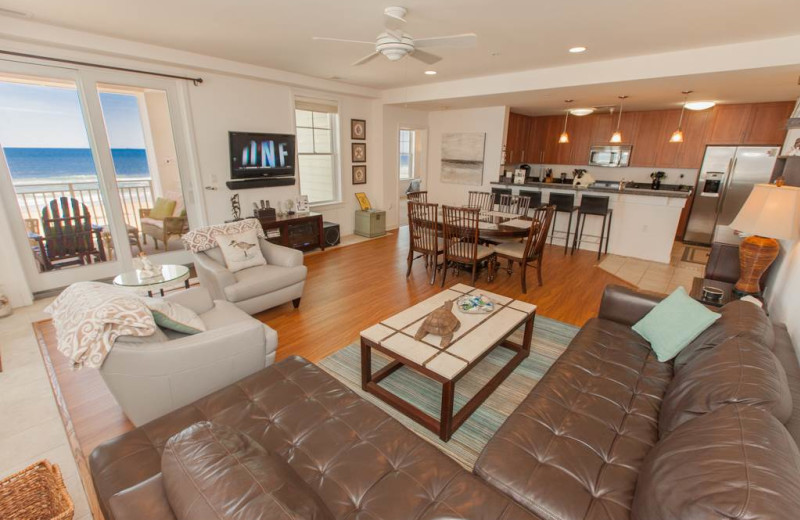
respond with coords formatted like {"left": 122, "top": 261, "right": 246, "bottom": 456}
{"left": 588, "top": 145, "right": 632, "bottom": 167}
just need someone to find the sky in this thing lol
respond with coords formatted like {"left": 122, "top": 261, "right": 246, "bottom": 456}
{"left": 0, "top": 81, "right": 146, "bottom": 149}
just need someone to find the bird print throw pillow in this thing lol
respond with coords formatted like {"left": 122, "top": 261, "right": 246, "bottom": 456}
{"left": 215, "top": 228, "right": 267, "bottom": 272}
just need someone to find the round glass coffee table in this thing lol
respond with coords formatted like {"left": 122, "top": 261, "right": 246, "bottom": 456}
{"left": 113, "top": 264, "right": 191, "bottom": 297}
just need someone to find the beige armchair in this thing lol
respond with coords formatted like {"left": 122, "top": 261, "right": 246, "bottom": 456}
{"left": 193, "top": 238, "right": 307, "bottom": 315}
{"left": 100, "top": 287, "right": 277, "bottom": 426}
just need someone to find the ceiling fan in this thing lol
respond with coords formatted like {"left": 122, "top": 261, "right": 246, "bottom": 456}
{"left": 312, "top": 6, "right": 477, "bottom": 66}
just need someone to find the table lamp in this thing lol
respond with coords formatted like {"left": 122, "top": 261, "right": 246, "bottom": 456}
{"left": 729, "top": 181, "right": 800, "bottom": 294}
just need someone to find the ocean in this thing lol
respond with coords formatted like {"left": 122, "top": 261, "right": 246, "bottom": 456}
{"left": 4, "top": 148, "right": 150, "bottom": 183}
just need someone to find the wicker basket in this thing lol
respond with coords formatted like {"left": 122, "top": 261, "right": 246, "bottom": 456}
{"left": 0, "top": 460, "right": 74, "bottom": 520}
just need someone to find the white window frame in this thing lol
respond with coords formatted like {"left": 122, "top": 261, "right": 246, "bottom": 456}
{"left": 398, "top": 128, "right": 416, "bottom": 180}
{"left": 294, "top": 98, "right": 341, "bottom": 207}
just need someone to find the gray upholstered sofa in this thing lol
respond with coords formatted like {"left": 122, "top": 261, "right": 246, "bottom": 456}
{"left": 100, "top": 287, "right": 277, "bottom": 426}
{"left": 193, "top": 238, "right": 307, "bottom": 315}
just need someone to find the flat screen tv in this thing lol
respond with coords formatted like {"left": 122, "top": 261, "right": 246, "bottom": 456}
{"left": 229, "top": 131, "right": 295, "bottom": 180}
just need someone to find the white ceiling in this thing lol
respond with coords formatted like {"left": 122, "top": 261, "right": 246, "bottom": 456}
{"left": 1, "top": 0, "right": 799, "bottom": 89}
{"left": 402, "top": 66, "right": 800, "bottom": 114}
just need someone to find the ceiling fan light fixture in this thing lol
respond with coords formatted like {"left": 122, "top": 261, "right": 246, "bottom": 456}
{"left": 685, "top": 101, "right": 716, "bottom": 111}
{"left": 569, "top": 108, "right": 594, "bottom": 116}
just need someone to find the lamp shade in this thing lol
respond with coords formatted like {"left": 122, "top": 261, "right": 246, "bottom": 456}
{"left": 729, "top": 184, "right": 800, "bottom": 241}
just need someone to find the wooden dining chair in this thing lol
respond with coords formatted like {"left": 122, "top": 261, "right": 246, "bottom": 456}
{"left": 407, "top": 201, "right": 443, "bottom": 284}
{"left": 441, "top": 205, "right": 496, "bottom": 287}
{"left": 466, "top": 191, "right": 493, "bottom": 211}
{"left": 407, "top": 191, "right": 428, "bottom": 203}
{"left": 492, "top": 205, "right": 556, "bottom": 292}
{"left": 498, "top": 194, "right": 532, "bottom": 216}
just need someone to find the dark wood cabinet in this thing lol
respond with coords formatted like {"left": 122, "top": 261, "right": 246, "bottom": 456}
{"left": 676, "top": 109, "right": 713, "bottom": 168}
{"left": 505, "top": 101, "right": 793, "bottom": 169}
{"left": 707, "top": 104, "right": 752, "bottom": 144}
{"left": 629, "top": 111, "right": 666, "bottom": 167}
{"left": 743, "top": 101, "right": 795, "bottom": 145}
{"left": 257, "top": 212, "right": 325, "bottom": 252}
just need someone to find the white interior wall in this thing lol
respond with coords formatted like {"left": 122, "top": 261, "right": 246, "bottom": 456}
{"left": 765, "top": 98, "right": 800, "bottom": 353}
{"left": 426, "top": 106, "right": 506, "bottom": 208}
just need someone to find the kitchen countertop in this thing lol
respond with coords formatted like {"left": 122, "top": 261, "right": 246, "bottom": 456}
{"left": 490, "top": 180, "right": 692, "bottom": 198}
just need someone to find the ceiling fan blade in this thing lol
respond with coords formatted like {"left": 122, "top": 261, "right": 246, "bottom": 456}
{"left": 415, "top": 33, "right": 478, "bottom": 48}
{"left": 312, "top": 36, "right": 374, "bottom": 45}
{"left": 410, "top": 49, "right": 442, "bottom": 65}
{"left": 352, "top": 52, "right": 381, "bottom": 66}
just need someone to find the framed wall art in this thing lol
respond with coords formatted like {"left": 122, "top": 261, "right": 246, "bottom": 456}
{"left": 351, "top": 119, "right": 366, "bottom": 140}
{"left": 352, "top": 165, "right": 367, "bottom": 185}
{"left": 352, "top": 142, "right": 367, "bottom": 163}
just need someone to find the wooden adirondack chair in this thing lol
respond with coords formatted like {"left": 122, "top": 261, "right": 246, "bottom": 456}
{"left": 31, "top": 197, "right": 106, "bottom": 271}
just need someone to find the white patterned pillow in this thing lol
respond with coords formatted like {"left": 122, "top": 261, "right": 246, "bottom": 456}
{"left": 215, "top": 229, "right": 266, "bottom": 273}
{"left": 144, "top": 299, "right": 206, "bottom": 335}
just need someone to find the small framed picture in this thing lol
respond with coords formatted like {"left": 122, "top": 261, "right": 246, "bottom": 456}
{"left": 355, "top": 192, "right": 371, "bottom": 211}
{"left": 295, "top": 194, "right": 309, "bottom": 213}
{"left": 351, "top": 119, "right": 366, "bottom": 140}
{"left": 514, "top": 168, "right": 526, "bottom": 185}
{"left": 352, "top": 165, "right": 367, "bottom": 185}
{"left": 352, "top": 142, "right": 366, "bottom": 163}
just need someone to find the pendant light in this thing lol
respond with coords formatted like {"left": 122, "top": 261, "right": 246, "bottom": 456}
{"left": 609, "top": 95, "right": 627, "bottom": 143}
{"left": 558, "top": 99, "right": 573, "bottom": 144}
{"left": 670, "top": 90, "right": 692, "bottom": 143}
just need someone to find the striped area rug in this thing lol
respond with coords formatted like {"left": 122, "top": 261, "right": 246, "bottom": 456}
{"left": 318, "top": 315, "right": 578, "bottom": 469}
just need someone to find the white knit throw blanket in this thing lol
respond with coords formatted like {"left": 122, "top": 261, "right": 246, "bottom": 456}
{"left": 45, "top": 282, "right": 156, "bottom": 369}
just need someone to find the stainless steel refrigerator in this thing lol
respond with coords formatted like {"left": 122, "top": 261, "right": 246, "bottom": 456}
{"left": 684, "top": 146, "right": 779, "bottom": 245}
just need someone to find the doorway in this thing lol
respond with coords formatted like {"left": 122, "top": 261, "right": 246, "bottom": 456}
{"left": 0, "top": 61, "right": 199, "bottom": 293}
{"left": 397, "top": 127, "right": 427, "bottom": 226}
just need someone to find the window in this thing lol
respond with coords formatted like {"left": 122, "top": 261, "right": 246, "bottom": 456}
{"left": 295, "top": 100, "right": 339, "bottom": 205}
{"left": 399, "top": 129, "right": 415, "bottom": 180}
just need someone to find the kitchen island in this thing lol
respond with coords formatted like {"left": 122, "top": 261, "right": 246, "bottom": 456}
{"left": 491, "top": 181, "right": 690, "bottom": 263}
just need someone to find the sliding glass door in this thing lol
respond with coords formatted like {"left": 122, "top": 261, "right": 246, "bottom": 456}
{"left": 0, "top": 60, "right": 199, "bottom": 292}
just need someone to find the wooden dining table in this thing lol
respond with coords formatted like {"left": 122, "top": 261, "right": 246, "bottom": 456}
{"left": 428, "top": 209, "right": 534, "bottom": 240}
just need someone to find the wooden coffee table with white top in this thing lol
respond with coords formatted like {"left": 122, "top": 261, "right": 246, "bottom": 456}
{"left": 360, "top": 284, "right": 536, "bottom": 441}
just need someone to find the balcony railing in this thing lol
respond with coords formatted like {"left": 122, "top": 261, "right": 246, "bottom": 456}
{"left": 14, "top": 179, "right": 154, "bottom": 234}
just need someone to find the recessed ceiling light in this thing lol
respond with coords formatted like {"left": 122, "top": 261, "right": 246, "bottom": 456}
{"left": 569, "top": 108, "right": 594, "bottom": 116}
{"left": 569, "top": 46, "right": 587, "bottom": 54}
{"left": 685, "top": 101, "right": 716, "bottom": 111}
{"left": 424, "top": 70, "right": 437, "bottom": 75}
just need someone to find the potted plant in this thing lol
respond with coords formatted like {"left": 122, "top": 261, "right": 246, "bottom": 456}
{"left": 650, "top": 171, "right": 667, "bottom": 190}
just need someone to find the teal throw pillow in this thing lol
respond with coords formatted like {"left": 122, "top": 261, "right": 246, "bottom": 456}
{"left": 632, "top": 286, "right": 721, "bottom": 362}
{"left": 143, "top": 299, "right": 206, "bottom": 335}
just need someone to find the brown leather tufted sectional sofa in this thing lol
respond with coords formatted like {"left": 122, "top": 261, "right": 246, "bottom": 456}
{"left": 90, "top": 285, "right": 800, "bottom": 520}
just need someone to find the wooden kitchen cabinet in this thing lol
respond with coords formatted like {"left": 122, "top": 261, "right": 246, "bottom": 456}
{"left": 707, "top": 104, "right": 752, "bottom": 144}
{"left": 505, "top": 112, "right": 530, "bottom": 163}
{"left": 526, "top": 116, "right": 548, "bottom": 164}
{"left": 743, "top": 101, "right": 795, "bottom": 145}
{"left": 568, "top": 114, "right": 594, "bottom": 165}
{"left": 654, "top": 109, "right": 683, "bottom": 168}
{"left": 676, "top": 109, "right": 713, "bottom": 168}
{"left": 541, "top": 116, "right": 563, "bottom": 164}
{"left": 630, "top": 111, "right": 667, "bottom": 167}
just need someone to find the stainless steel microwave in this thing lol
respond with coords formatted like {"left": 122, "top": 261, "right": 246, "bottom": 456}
{"left": 588, "top": 145, "right": 632, "bottom": 167}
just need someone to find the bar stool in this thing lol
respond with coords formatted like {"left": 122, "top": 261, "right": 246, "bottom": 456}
{"left": 571, "top": 195, "right": 613, "bottom": 260}
{"left": 519, "top": 190, "right": 542, "bottom": 213}
{"left": 547, "top": 192, "right": 579, "bottom": 255}
{"left": 491, "top": 188, "right": 512, "bottom": 210}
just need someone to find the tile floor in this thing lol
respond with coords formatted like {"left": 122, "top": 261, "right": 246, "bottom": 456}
{"left": 597, "top": 243, "right": 708, "bottom": 295}
{"left": 0, "top": 298, "right": 92, "bottom": 520}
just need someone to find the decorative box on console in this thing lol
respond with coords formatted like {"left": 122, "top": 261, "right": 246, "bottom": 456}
{"left": 354, "top": 210, "right": 386, "bottom": 238}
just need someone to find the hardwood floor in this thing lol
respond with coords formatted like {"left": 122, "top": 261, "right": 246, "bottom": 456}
{"left": 35, "top": 226, "right": 630, "bottom": 503}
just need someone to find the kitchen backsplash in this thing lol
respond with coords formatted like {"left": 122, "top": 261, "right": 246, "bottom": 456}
{"left": 512, "top": 163, "right": 699, "bottom": 186}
